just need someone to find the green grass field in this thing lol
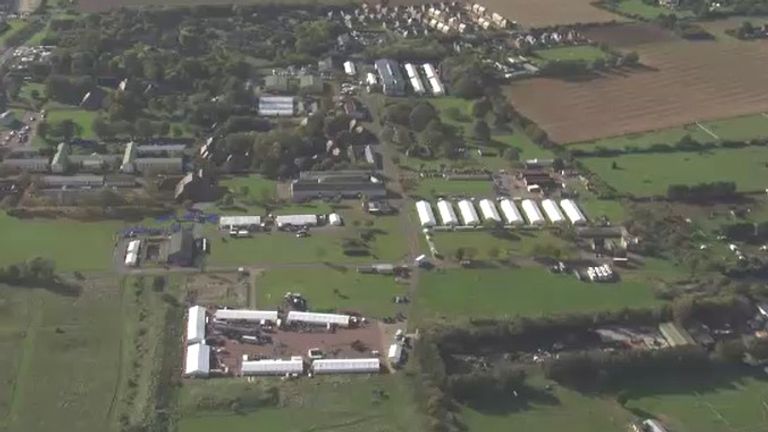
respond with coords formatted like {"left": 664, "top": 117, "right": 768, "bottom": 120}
{"left": 412, "top": 268, "right": 660, "bottom": 321}
{"left": 608, "top": 0, "right": 695, "bottom": 19}
{"left": 415, "top": 178, "right": 493, "bottom": 199}
{"left": 432, "top": 230, "right": 576, "bottom": 262}
{"left": 0, "top": 20, "right": 30, "bottom": 47}
{"left": 625, "top": 372, "right": 768, "bottom": 432}
{"left": 582, "top": 146, "right": 768, "bottom": 196}
{"left": 256, "top": 267, "right": 408, "bottom": 318}
{"left": 0, "top": 280, "right": 123, "bottom": 432}
{"left": 178, "top": 375, "right": 424, "bottom": 432}
{"left": 572, "top": 114, "right": 768, "bottom": 151}
{"left": 45, "top": 108, "right": 100, "bottom": 139}
{"left": 0, "top": 213, "right": 120, "bottom": 272}
{"left": 534, "top": 45, "right": 608, "bottom": 64}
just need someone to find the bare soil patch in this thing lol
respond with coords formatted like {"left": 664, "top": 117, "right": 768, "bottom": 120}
{"left": 475, "top": 0, "right": 626, "bottom": 27}
{"left": 504, "top": 37, "right": 768, "bottom": 143}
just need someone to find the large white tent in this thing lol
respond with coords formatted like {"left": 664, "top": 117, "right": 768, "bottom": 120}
{"left": 437, "top": 199, "right": 459, "bottom": 226}
{"left": 213, "top": 309, "right": 279, "bottom": 322}
{"left": 415, "top": 200, "right": 437, "bottom": 227}
{"left": 286, "top": 311, "right": 351, "bottom": 327}
{"left": 185, "top": 343, "right": 210, "bottom": 377}
{"left": 311, "top": 358, "right": 380, "bottom": 374}
{"left": 457, "top": 199, "right": 480, "bottom": 226}
{"left": 499, "top": 199, "right": 524, "bottom": 225}
{"left": 521, "top": 199, "right": 545, "bottom": 225}
{"left": 560, "top": 199, "right": 587, "bottom": 225}
{"left": 541, "top": 199, "right": 566, "bottom": 224}
{"left": 478, "top": 199, "right": 501, "bottom": 223}
{"left": 241, "top": 358, "right": 304, "bottom": 376}
{"left": 187, "top": 305, "right": 206, "bottom": 344}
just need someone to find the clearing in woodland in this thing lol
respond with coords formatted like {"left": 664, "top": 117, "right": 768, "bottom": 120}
{"left": 504, "top": 27, "right": 768, "bottom": 143}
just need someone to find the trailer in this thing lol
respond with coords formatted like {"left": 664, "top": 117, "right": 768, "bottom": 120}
{"left": 521, "top": 199, "right": 545, "bottom": 225}
{"left": 478, "top": 199, "right": 502, "bottom": 223}
{"left": 499, "top": 199, "right": 524, "bottom": 225}
{"left": 541, "top": 199, "right": 566, "bottom": 224}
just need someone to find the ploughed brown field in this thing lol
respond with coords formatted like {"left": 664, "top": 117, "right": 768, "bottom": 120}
{"left": 476, "top": 0, "right": 625, "bottom": 27}
{"left": 78, "top": 0, "right": 356, "bottom": 12}
{"left": 504, "top": 24, "right": 768, "bottom": 144}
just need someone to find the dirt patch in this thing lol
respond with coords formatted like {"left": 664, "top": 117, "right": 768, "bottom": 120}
{"left": 504, "top": 37, "right": 768, "bottom": 143}
{"left": 184, "top": 273, "right": 249, "bottom": 307}
{"left": 475, "top": 0, "right": 626, "bottom": 27}
{"left": 582, "top": 22, "right": 679, "bottom": 47}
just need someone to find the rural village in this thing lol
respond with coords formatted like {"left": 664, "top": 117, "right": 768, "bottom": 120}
{"left": 1, "top": 0, "right": 768, "bottom": 431}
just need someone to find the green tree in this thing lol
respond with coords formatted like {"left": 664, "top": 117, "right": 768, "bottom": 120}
{"left": 409, "top": 102, "right": 438, "bottom": 132}
{"left": 471, "top": 98, "right": 492, "bottom": 118}
{"left": 472, "top": 119, "right": 491, "bottom": 143}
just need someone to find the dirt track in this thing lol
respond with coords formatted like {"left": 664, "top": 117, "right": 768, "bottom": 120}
{"left": 504, "top": 30, "right": 768, "bottom": 143}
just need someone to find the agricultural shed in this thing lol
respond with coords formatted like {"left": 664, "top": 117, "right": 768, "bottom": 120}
{"left": 521, "top": 199, "right": 545, "bottom": 225}
{"left": 187, "top": 305, "right": 206, "bottom": 344}
{"left": 457, "top": 199, "right": 480, "bottom": 226}
{"left": 415, "top": 200, "right": 437, "bottom": 227}
{"left": 374, "top": 59, "right": 406, "bottom": 96}
{"left": 286, "top": 311, "right": 351, "bottom": 327}
{"left": 404, "top": 63, "right": 426, "bottom": 95}
{"left": 219, "top": 216, "right": 262, "bottom": 230}
{"left": 560, "top": 199, "right": 587, "bottom": 225}
{"left": 478, "top": 199, "right": 501, "bottom": 223}
{"left": 499, "top": 199, "right": 524, "bottom": 225}
{"left": 388, "top": 343, "right": 403, "bottom": 366}
{"left": 184, "top": 343, "right": 210, "bottom": 377}
{"left": 541, "top": 199, "right": 566, "bottom": 224}
{"left": 241, "top": 358, "right": 304, "bottom": 376}
{"left": 437, "top": 199, "right": 459, "bottom": 226}
{"left": 311, "top": 358, "right": 380, "bottom": 374}
{"left": 213, "top": 309, "right": 278, "bottom": 322}
{"left": 275, "top": 214, "right": 318, "bottom": 227}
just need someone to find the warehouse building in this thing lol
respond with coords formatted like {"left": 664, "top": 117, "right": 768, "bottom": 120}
{"left": 437, "top": 199, "right": 459, "bottom": 226}
{"left": 560, "top": 199, "right": 587, "bottom": 225}
{"left": 133, "top": 157, "right": 184, "bottom": 174}
{"left": 499, "top": 199, "right": 524, "bottom": 225}
{"left": 184, "top": 342, "right": 211, "bottom": 377}
{"left": 478, "top": 199, "right": 501, "bottom": 223}
{"left": 415, "top": 200, "right": 437, "bottom": 227}
{"left": 374, "top": 59, "right": 406, "bottom": 96}
{"left": 242, "top": 358, "right": 305, "bottom": 376}
{"left": 259, "top": 96, "right": 296, "bottom": 117}
{"left": 312, "top": 358, "right": 380, "bottom": 374}
{"left": 187, "top": 305, "right": 207, "bottom": 344}
{"left": 219, "top": 215, "right": 262, "bottom": 231}
{"left": 521, "top": 199, "right": 545, "bottom": 225}
{"left": 541, "top": 199, "right": 566, "bottom": 224}
{"left": 1, "top": 157, "right": 50, "bottom": 173}
{"left": 213, "top": 309, "right": 278, "bottom": 322}
{"left": 457, "top": 199, "right": 480, "bottom": 226}
{"left": 290, "top": 170, "right": 386, "bottom": 202}
{"left": 286, "top": 311, "right": 351, "bottom": 327}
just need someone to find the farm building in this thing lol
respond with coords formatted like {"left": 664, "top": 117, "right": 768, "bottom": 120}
{"left": 311, "top": 358, "right": 380, "bottom": 374}
{"left": 1, "top": 157, "right": 50, "bottom": 173}
{"left": 219, "top": 216, "right": 262, "bottom": 230}
{"left": 274, "top": 214, "right": 318, "bottom": 227}
{"left": 187, "top": 305, "right": 206, "bottom": 344}
{"left": 422, "top": 63, "right": 445, "bottom": 96}
{"left": 286, "top": 311, "right": 351, "bottom": 327}
{"left": 184, "top": 342, "right": 210, "bottom": 377}
{"left": 560, "top": 199, "right": 587, "bottom": 225}
{"left": 167, "top": 227, "right": 197, "bottom": 266}
{"left": 258, "top": 96, "right": 296, "bottom": 117}
{"left": 521, "top": 199, "right": 545, "bottom": 225}
{"left": 133, "top": 157, "right": 183, "bottom": 174}
{"left": 404, "top": 63, "right": 426, "bottom": 95}
{"left": 499, "top": 199, "right": 524, "bottom": 225}
{"left": 478, "top": 199, "right": 501, "bottom": 223}
{"left": 290, "top": 170, "right": 386, "bottom": 201}
{"left": 242, "top": 358, "right": 304, "bottom": 376}
{"left": 541, "top": 199, "right": 566, "bottom": 224}
{"left": 437, "top": 199, "right": 459, "bottom": 226}
{"left": 388, "top": 343, "right": 404, "bottom": 366}
{"left": 643, "top": 419, "right": 670, "bottom": 432}
{"left": 69, "top": 153, "right": 121, "bottom": 172}
{"left": 521, "top": 170, "right": 557, "bottom": 191}
{"left": 328, "top": 213, "right": 343, "bottom": 226}
{"left": 299, "top": 74, "right": 324, "bottom": 94}
{"left": 40, "top": 175, "right": 105, "bottom": 189}
{"left": 124, "top": 239, "right": 141, "bottom": 267}
{"left": 374, "top": 59, "right": 406, "bottom": 96}
{"left": 213, "top": 309, "right": 278, "bottom": 322}
{"left": 174, "top": 170, "right": 217, "bottom": 202}
{"left": 136, "top": 144, "right": 186, "bottom": 156}
{"left": 659, "top": 322, "right": 696, "bottom": 347}
{"left": 415, "top": 200, "right": 437, "bottom": 227}
{"left": 343, "top": 60, "right": 357, "bottom": 76}
{"left": 120, "top": 141, "right": 136, "bottom": 173}
{"left": 457, "top": 199, "right": 480, "bottom": 226}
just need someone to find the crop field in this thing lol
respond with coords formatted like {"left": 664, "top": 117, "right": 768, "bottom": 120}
{"left": 178, "top": 375, "right": 424, "bottom": 432}
{"left": 78, "top": 0, "right": 357, "bottom": 13}
{"left": 415, "top": 178, "right": 494, "bottom": 199}
{"left": 0, "top": 279, "right": 123, "bottom": 432}
{"left": 412, "top": 268, "right": 660, "bottom": 321}
{"left": 625, "top": 372, "right": 768, "bottom": 432}
{"left": 255, "top": 267, "right": 409, "bottom": 318}
{"left": 432, "top": 230, "right": 576, "bottom": 262}
{"left": 474, "top": 0, "right": 625, "bottom": 27}
{"left": 504, "top": 32, "right": 768, "bottom": 143}
{"left": 534, "top": 45, "right": 608, "bottom": 63}
{"left": 0, "top": 213, "right": 120, "bottom": 272}
{"left": 582, "top": 146, "right": 768, "bottom": 196}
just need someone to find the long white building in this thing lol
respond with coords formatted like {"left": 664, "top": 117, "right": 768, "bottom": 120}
{"left": 187, "top": 305, "right": 206, "bottom": 345}
{"left": 219, "top": 216, "right": 262, "bottom": 230}
{"left": 214, "top": 309, "right": 279, "bottom": 322}
{"left": 241, "top": 358, "right": 304, "bottom": 376}
{"left": 521, "top": 199, "right": 545, "bottom": 225}
{"left": 415, "top": 200, "right": 437, "bottom": 227}
{"left": 185, "top": 343, "right": 210, "bottom": 377}
{"left": 311, "top": 358, "right": 380, "bottom": 374}
{"left": 437, "top": 199, "right": 459, "bottom": 226}
{"left": 286, "top": 311, "right": 351, "bottom": 327}
{"left": 404, "top": 63, "right": 426, "bottom": 95}
{"left": 499, "top": 199, "right": 524, "bottom": 225}
{"left": 275, "top": 214, "right": 318, "bottom": 227}
{"left": 541, "top": 199, "right": 566, "bottom": 224}
{"left": 457, "top": 199, "right": 480, "bottom": 226}
{"left": 478, "top": 199, "right": 501, "bottom": 223}
{"left": 560, "top": 199, "right": 587, "bottom": 225}
{"left": 422, "top": 63, "right": 445, "bottom": 96}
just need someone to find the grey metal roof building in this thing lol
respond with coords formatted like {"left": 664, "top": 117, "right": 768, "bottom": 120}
{"left": 290, "top": 171, "right": 386, "bottom": 202}
{"left": 1, "top": 157, "right": 50, "bottom": 173}
{"left": 133, "top": 157, "right": 184, "bottom": 174}
{"left": 374, "top": 59, "right": 406, "bottom": 96}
